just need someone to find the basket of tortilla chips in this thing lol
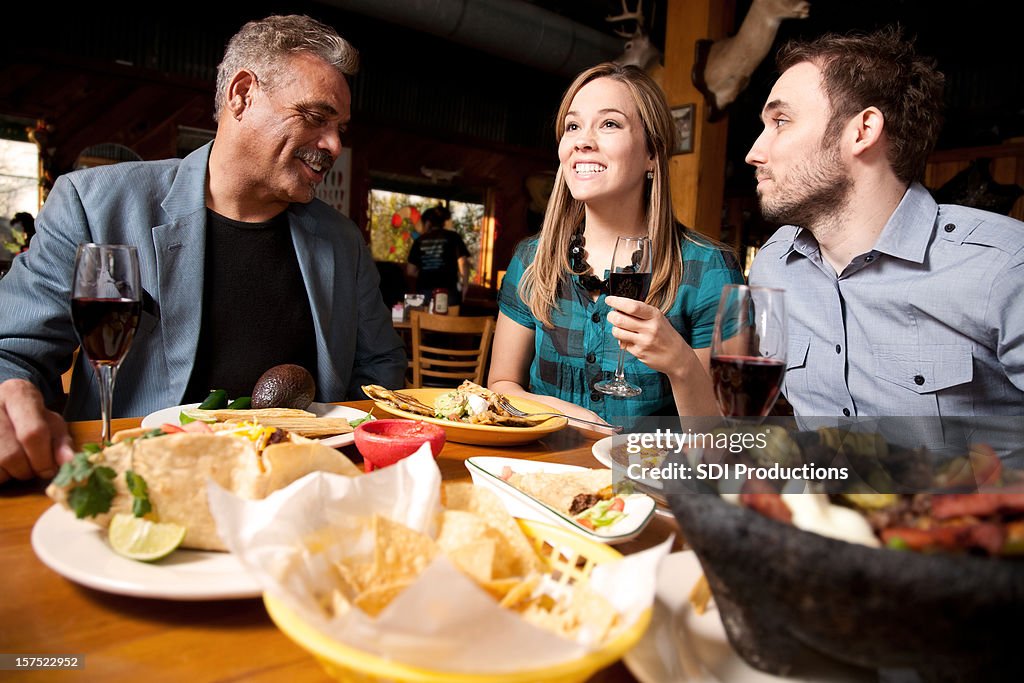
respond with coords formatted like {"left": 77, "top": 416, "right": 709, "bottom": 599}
{"left": 209, "top": 447, "right": 664, "bottom": 683}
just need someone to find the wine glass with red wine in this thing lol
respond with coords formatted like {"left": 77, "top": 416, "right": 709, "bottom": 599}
{"left": 595, "top": 236, "right": 653, "bottom": 398}
{"left": 710, "top": 285, "right": 787, "bottom": 417}
{"left": 71, "top": 244, "right": 141, "bottom": 442}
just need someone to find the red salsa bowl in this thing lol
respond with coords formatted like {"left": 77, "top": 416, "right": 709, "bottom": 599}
{"left": 353, "top": 419, "right": 446, "bottom": 472}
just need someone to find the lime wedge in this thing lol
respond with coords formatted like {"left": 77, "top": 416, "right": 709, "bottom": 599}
{"left": 108, "top": 513, "right": 187, "bottom": 562}
{"left": 180, "top": 408, "right": 217, "bottom": 424}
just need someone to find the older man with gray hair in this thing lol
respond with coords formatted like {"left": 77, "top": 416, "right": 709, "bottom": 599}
{"left": 0, "top": 15, "right": 406, "bottom": 484}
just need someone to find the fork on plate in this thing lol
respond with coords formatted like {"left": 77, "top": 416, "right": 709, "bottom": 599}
{"left": 493, "top": 395, "right": 624, "bottom": 433}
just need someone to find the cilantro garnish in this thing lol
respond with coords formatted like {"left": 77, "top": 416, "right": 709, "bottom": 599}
{"left": 350, "top": 408, "right": 374, "bottom": 428}
{"left": 125, "top": 470, "right": 152, "bottom": 517}
{"left": 54, "top": 451, "right": 117, "bottom": 519}
{"left": 53, "top": 447, "right": 152, "bottom": 520}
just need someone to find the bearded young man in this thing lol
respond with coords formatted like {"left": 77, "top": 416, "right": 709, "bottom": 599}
{"left": 0, "top": 15, "right": 406, "bottom": 484}
{"left": 746, "top": 29, "right": 1024, "bottom": 423}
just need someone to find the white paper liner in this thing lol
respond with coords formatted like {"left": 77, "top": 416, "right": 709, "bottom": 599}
{"left": 208, "top": 445, "right": 670, "bottom": 673}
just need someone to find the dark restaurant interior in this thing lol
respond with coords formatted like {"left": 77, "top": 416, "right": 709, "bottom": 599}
{"left": 3, "top": 2, "right": 1024, "bottom": 682}
{"left": 3, "top": 0, "right": 1023, "bottom": 295}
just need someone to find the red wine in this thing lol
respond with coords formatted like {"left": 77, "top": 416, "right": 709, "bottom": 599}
{"left": 71, "top": 297, "right": 141, "bottom": 365}
{"left": 711, "top": 355, "right": 785, "bottom": 417}
{"left": 609, "top": 271, "right": 652, "bottom": 301}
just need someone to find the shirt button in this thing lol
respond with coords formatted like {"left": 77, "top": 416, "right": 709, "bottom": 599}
{"left": 914, "top": 375, "right": 925, "bottom": 386}
{"left": 591, "top": 312, "right": 601, "bottom": 323}
{"left": 835, "top": 344, "right": 842, "bottom": 354}
{"left": 842, "top": 408, "right": 851, "bottom": 417}
{"left": 944, "top": 223, "right": 956, "bottom": 233}
{"left": 864, "top": 254, "right": 874, "bottom": 263}
{"left": 586, "top": 352, "right": 596, "bottom": 363}
{"left": 590, "top": 390, "right": 603, "bottom": 402}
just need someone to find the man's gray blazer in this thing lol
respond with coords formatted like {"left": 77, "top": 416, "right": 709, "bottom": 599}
{"left": 0, "top": 143, "right": 406, "bottom": 420}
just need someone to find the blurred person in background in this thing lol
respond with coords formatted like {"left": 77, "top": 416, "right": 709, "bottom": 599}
{"left": 406, "top": 205, "right": 470, "bottom": 306}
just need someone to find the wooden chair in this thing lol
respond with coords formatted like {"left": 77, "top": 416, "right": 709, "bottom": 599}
{"left": 410, "top": 311, "right": 496, "bottom": 388}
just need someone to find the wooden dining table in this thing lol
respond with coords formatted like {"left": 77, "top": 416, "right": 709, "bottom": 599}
{"left": 0, "top": 401, "right": 683, "bottom": 682}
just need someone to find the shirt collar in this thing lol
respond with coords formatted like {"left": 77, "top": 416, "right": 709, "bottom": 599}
{"left": 777, "top": 182, "right": 937, "bottom": 265}
{"left": 870, "top": 182, "right": 936, "bottom": 264}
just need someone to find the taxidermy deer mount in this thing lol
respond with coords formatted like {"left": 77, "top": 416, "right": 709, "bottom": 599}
{"left": 608, "top": 1, "right": 664, "bottom": 87}
{"left": 693, "top": 0, "right": 811, "bottom": 122}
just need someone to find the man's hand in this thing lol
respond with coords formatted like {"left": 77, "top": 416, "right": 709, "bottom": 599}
{"left": 0, "top": 379, "right": 74, "bottom": 484}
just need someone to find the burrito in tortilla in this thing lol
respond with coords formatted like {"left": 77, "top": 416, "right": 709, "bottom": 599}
{"left": 500, "top": 467, "right": 630, "bottom": 531}
{"left": 47, "top": 421, "right": 362, "bottom": 551}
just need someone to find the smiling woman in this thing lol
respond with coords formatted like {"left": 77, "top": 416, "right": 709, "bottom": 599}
{"left": 488, "top": 62, "right": 744, "bottom": 430}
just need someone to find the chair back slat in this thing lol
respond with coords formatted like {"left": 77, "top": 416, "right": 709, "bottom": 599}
{"left": 410, "top": 311, "right": 496, "bottom": 387}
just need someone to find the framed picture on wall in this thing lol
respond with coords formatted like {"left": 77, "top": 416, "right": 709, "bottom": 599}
{"left": 671, "top": 104, "right": 695, "bottom": 155}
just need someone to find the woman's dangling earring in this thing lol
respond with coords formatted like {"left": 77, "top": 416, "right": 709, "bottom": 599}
{"left": 646, "top": 170, "right": 654, "bottom": 180}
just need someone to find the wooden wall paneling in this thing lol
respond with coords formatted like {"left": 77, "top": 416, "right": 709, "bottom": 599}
{"left": 661, "top": 0, "right": 736, "bottom": 241}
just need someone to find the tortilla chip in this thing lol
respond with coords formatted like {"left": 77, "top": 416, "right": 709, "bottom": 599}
{"left": 445, "top": 539, "right": 496, "bottom": 583}
{"left": 354, "top": 580, "right": 414, "bottom": 617}
{"left": 442, "top": 483, "right": 544, "bottom": 577}
{"left": 477, "top": 576, "right": 528, "bottom": 603}
{"left": 370, "top": 514, "right": 437, "bottom": 584}
{"left": 336, "top": 558, "right": 376, "bottom": 595}
{"left": 519, "top": 583, "right": 619, "bottom": 644}
{"left": 496, "top": 572, "right": 542, "bottom": 610}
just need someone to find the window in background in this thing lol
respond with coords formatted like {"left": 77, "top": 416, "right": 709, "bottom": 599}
{"left": 368, "top": 188, "right": 485, "bottom": 286}
{"left": 0, "top": 138, "right": 39, "bottom": 259}
{"left": 0, "top": 139, "right": 39, "bottom": 220}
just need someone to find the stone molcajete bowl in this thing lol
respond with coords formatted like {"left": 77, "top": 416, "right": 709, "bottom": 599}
{"left": 668, "top": 490, "right": 1024, "bottom": 682}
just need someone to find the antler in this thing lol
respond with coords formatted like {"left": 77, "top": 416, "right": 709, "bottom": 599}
{"left": 606, "top": 0, "right": 645, "bottom": 38}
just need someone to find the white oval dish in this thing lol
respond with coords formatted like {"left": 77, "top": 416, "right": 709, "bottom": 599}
{"left": 464, "top": 456, "right": 656, "bottom": 545}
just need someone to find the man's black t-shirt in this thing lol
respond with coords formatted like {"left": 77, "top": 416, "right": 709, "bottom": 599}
{"left": 184, "top": 210, "right": 318, "bottom": 401}
{"left": 407, "top": 228, "right": 470, "bottom": 305}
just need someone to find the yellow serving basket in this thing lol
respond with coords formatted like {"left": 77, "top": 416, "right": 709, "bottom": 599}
{"left": 264, "top": 519, "right": 652, "bottom": 683}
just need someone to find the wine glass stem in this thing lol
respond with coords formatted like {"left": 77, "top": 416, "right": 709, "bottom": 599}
{"left": 614, "top": 347, "right": 627, "bottom": 382}
{"left": 94, "top": 363, "right": 118, "bottom": 443}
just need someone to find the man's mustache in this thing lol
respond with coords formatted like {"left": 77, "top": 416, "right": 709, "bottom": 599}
{"left": 295, "top": 148, "right": 334, "bottom": 172}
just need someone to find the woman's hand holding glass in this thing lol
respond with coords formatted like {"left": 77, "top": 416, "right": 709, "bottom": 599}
{"left": 595, "top": 236, "right": 653, "bottom": 398}
{"left": 604, "top": 296, "right": 688, "bottom": 375}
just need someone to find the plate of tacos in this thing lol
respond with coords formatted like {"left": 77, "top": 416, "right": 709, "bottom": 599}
{"left": 142, "top": 402, "right": 370, "bottom": 448}
{"left": 465, "top": 456, "right": 656, "bottom": 544}
{"left": 362, "top": 382, "right": 567, "bottom": 446}
{"left": 36, "top": 419, "right": 362, "bottom": 598}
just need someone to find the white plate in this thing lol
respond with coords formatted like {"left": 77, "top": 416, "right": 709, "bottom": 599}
{"left": 464, "top": 456, "right": 656, "bottom": 545}
{"left": 591, "top": 435, "right": 615, "bottom": 468}
{"left": 625, "top": 551, "right": 874, "bottom": 683}
{"left": 141, "top": 402, "right": 369, "bottom": 448}
{"left": 31, "top": 505, "right": 261, "bottom": 600}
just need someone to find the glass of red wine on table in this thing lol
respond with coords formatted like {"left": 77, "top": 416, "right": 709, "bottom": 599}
{"left": 71, "top": 243, "right": 141, "bottom": 443}
{"left": 595, "top": 236, "right": 653, "bottom": 398}
{"left": 710, "top": 284, "right": 787, "bottom": 418}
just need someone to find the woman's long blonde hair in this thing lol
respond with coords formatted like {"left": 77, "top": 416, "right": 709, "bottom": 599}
{"left": 519, "top": 63, "right": 685, "bottom": 328}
